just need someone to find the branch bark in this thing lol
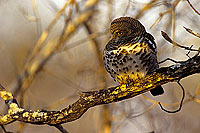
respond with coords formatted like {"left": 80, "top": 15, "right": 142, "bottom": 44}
{"left": 0, "top": 55, "right": 200, "bottom": 126}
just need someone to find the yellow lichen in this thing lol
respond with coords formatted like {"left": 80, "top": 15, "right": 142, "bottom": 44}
{"left": 112, "top": 90, "right": 119, "bottom": 95}
{"left": 57, "top": 114, "right": 64, "bottom": 120}
{"left": 43, "top": 113, "right": 48, "bottom": 120}
{"left": 0, "top": 115, "right": 8, "bottom": 123}
{"left": 32, "top": 112, "right": 39, "bottom": 118}
{"left": 103, "top": 98, "right": 113, "bottom": 103}
{"left": 84, "top": 95, "right": 95, "bottom": 101}
{"left": 68, "top": 109, "right": 73, "bottom": 114}
{"left": 22, "top": 112, "right": 29, "bottom": 117}
{"left": 65, "top": 111, "right": 68, "bottom": 115}
{"left": 13, "top": 115, "right": 19, "bottom": 119}
{"left": 8, "top": 103, "right": 24, "bottom": 114}
{"left": 0, "top": 91, "right": 13, "bottom": 100}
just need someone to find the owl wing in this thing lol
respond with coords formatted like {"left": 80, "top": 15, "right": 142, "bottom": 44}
{"left": 144, "top": 32, "right": 157, "bottom": 53}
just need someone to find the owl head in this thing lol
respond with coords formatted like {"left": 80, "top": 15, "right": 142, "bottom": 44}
{"left": 110, "top": 17, "right": 146, "bottom": 40}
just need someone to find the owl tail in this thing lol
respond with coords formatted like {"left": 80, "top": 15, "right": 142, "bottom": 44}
{"left": 150, "top": 85, "right": 164, "bottom": 96}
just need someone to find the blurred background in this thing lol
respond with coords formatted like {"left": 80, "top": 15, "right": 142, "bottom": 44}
{"left": 0, "top": 0, "right": 200, "bottom": 132}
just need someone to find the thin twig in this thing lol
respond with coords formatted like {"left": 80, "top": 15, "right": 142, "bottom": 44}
{"left": 186, "top": 0, "right": 200, "bottom": 16}
{"left": 150, "top": 9, "right": 171, "bottom": 29}
{"left": 158, "top": 80, "right": 185, "bottom": 113}
{"left": 159, "top": 57, "right": 182, "bottom": 64}
{"left": 54, "top": 124, "right": 69, "bottom": 133}
{"left": 123, "top": 0, "right": 131, "bottom": 16}
{"left": 1, "top": 125, "right": 13, "bottom": 133}
{"left": 186, "top": 45, "right": 194, "bottom": 58}
{"left": 171, "top": 7, "right": 176, "bottom": 42}
{"left": 183, "top": 26, "right": 200, "bottom": 39}
{"left": 61, "top": 31, "right": 106, "bottom": 51}
{"left": 32, "top": 0, "right": 42, "bottom": 36}
{"left": 161, "top": 31, "right": 199, "bottom": 51}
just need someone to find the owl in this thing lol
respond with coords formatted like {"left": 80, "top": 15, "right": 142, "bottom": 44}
{"left": 103, "top": 17, "right": 164, "bottom": 96}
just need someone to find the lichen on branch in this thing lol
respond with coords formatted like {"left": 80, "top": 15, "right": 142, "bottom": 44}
{"left": 0, "top": 55, "right": 200, "bottom": 126}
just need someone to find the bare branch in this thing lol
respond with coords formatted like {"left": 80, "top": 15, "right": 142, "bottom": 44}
{"left": 0, "top": 55, "right": 200, "bottom": 127}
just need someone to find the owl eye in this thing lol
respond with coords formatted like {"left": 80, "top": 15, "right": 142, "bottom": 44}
{"left": 116, "top": 31, "right": 122, "bottom": 35}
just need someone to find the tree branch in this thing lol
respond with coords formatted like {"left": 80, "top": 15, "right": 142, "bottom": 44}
{"left": 0, "top": 55, "right": 200, "bottom": 128}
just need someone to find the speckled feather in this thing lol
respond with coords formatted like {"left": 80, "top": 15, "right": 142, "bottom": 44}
{"left": 103, "top": 17, "right": 164, "bottom": 96}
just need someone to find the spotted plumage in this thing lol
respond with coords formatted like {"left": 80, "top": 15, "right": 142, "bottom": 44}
{"left": 103, "top": 17, "right": 164, "bottom": 96}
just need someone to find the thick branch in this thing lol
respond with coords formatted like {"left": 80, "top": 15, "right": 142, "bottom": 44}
{"left": 0, "top": 55, "right": 200, "bottom": 126}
